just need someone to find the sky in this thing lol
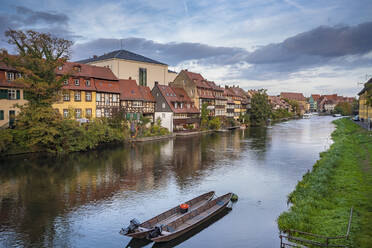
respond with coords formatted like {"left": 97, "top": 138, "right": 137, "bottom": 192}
{"left": 1, "top": 0, "right": 372, "bottom": 96}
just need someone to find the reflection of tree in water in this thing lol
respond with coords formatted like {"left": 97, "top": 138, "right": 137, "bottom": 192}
{"left": 0, "top": 141, "right": 172, "bottom": 247}
{"left": 0, "top": 130, "right": 261, "bottom": 247}
{"left": 243, "top": 126, "right": 270, "bottom": 160}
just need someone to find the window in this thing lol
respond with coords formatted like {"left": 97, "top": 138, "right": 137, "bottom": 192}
{"left": 162, "top": 102, "right": 166, "bottom": 109}
{"left": 74, "top": 91, "right": 81, "bottom": 101}
{"left": 133, "top": 101, "right": 142, "bottom": 107}
{"left": 75, "top": 109, "right": 82, "bottom": 118}
{"left": 58, "top": 66, "right": 63, "bottom": 70}
{"left": 96, "top": 109, "right": 101, "bottom": 117}
{"left": 162, "top": 113, "right": 165, "bottom": 118}
{"left": 74, "top": 79, "right": 80, "bottom": 86}
{"left": 180, "top": 103, "right": 183, "bottom": 108}
{"left": 139, "top": 68, "right": 147, "bottom": 86}
{"left": 86, "top": 92, "right": 92, "bottom": 101}
{"left": 85, "top": 80, "right": 90, "bottom": 86}
{"left": 96, "top": 93, "right": 101, "bottom": 101}
{"left": 7, "top": 72, "right": 15, "bottom": 81}
{"left": 105, "top": 94, "right": 109, "bottom": 105}
{"left": 104, "top": 108, "right": 109, "bottom": 117}
{"left": 0, "top": 110, "right": 3, "bottom": 120}
{"left": 174, "top": 102, "right": 178, "bottom": 108}
{"left": 63, "top": 109, "right": 69, "bottom": 118}
{"left": 63, "top": 92, "right": 70, "bottom": 101}
{"left": 113, "top": 94, "right": 117, "bottom": 102}
{"left": 86, "top": 108, "right": 92, "bottom": 117}
{"left": 64, "top": 79, "right": 68, "bottom": 85}
{"left": 8, "top": 89, "right": 16, "bottom": 100}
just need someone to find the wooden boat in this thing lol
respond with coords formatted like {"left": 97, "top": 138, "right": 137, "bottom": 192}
{"left": 149, "top": 193, "right": 232, "bottom": 243}
{"left": 121, "top": 191, "right": 215, "bottom": 239}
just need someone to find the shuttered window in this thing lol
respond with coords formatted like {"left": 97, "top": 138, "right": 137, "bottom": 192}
{"left": 16, "top": 90, "right": 20, "bottom": 99}
{"left": 0, "top": 89, "right": 7, "bottom": 99}
{"left": 0, "top": 110, "right": 4, "bottom": 120}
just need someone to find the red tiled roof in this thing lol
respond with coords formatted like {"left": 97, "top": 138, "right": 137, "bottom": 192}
{"left": 118, "top": 79, "right": 143, "bottom": 100}
{"left": 321, "top": 94, "right": 338, "bottom": 101}
{"left": 95, "top": 80, "right": 120, "bottom": 93}
{"left": 183, "top": 70, "right": 211, "bottom": 89}
{"left": 138, "top": 85, "right": 155, "bottom": 102}
{"left": 0, "top": 61, "right": 17, "bottom": 71}
{"left": 224, "top": 87, "right": 236, "bottom": 97}
{"left": 311, "top": 94, "right": 321, "bottom": 101}
{"left": 280, "top": 92, "right": 306, "bottom": 101}
{"left": 56, "top": 62, "right": 118, "bottom": 81}
{"left": 157, "top": 85, "right": 199, "bottom": 114}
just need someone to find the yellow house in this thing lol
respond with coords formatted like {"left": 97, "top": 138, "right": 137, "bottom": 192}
{"left": 77, "top": 49, "right": 177, "bottom": 89}
{"left": 52, "top": 62, "right": 119, "bottom": 119}
{"left": 358, "top": 79, "right": 372, "bottom": 122}
{"left": 0, "top": 63, "right": 28, "bottom": 128}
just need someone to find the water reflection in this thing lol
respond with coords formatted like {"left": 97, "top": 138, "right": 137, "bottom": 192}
{"left": 0, "top": 117, "right": 335, "bottom": 247}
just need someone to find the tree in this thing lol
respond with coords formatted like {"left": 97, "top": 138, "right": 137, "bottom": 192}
{"left": 250, "top": 89, "right": 272, "bottom": 126}
{"left": 335, "top": 102, "right": 352, "bottom": 116}
{"left": 1, "top": 29, "right": 72, "bottom": 106}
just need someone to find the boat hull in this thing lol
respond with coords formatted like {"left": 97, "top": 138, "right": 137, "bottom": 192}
{"left": 122, "top": 191, "right": 215, "bottom": 239}
{"left": 151, "top": 193, "right": 232, "bottom": 243}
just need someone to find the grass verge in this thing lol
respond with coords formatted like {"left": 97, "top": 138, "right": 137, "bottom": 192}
{"left": 277, "top": 118, "right": 372, "bottom": 247}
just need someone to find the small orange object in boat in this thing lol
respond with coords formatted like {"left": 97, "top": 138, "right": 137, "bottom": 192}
{"left": 180, "top": 203, "right": 189, "bottom": 213}
{"left": 180, "top": 204, "right": 189, "bottom": 209}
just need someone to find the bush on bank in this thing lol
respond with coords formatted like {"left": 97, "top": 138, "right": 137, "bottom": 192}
{"left": 277, "top": 118, "right": 372, "bottom": 247}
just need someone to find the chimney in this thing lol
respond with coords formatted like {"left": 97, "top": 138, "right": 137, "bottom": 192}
{"left": 185, "top": 69, "right": 188, "bottom": 71}
{"left": 155, "top": 81, "right": 159, "bottom": 86}
{"left": 129, "top": 76, "right": 132, "bottom": 80}
{"left": 225, "top": 85, "right": 228, "bottom": 89}
{"left": 93, "top": 55, "right": 97, "bottom": 59}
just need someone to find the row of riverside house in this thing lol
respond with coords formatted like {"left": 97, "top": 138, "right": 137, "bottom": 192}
{"left": 0, "top": 48, "right": 357, "bottom": 130}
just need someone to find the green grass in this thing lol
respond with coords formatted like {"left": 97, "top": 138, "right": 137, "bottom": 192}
{"left": 277, "top": 118, "right": 372, "bottom": 247}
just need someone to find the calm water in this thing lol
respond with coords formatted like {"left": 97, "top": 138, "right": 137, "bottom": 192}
{"left": 0, "top": 116, "right": 336, "bottom": 248}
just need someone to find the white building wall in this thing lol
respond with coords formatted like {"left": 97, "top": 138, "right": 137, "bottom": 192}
{"left": 155, "top": 112, "right": 173, "bottom": 132}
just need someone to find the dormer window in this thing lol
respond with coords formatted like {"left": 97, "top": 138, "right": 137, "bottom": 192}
{"left": 58, "top": 66, "right": 63, "bottom": 70}
{"left": 174, "top": 102, "right": 178, "bottom": 108}
{"left": 73, "top": 66, "right": 81, "bottom": 72}
{"left": 74, "top": 79, "right": 80, "bottom": 86}
{"left": 85, "top": 80, "right": 90, "bottom": 86}
{"left": 7, "top": 72, "right": 15, "bottom": 81}
{"left": 64, "top": 79, "right": 68, "bottom": 85}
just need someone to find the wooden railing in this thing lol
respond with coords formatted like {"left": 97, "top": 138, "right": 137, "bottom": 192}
{"left": 280, "top": 207, "right": 353, "bottom": 248}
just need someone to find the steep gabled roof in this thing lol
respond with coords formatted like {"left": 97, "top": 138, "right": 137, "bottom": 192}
{"left": 311, "top": 94, "right": 321, "bottom": 101}
{"left": 280, "top": 92, "right": 306, "bottom": 101}
{"left": 138, "top": 85, "right": 155, "bottom": 102}
{"left": 76, "top": 49, "right": 167, "bottom": 65}
{"left": 358, "top": 78, "right": 372, "bottom": 95}
{"left": 157, "top": 84, "right": 199, "bottom": 114}
{"left": 182, "top": 70, "right": 210, "bottom": 88}
{"left": 95, "top": 80, "right": 120, "bottom": 93}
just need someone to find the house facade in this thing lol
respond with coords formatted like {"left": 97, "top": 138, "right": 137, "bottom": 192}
{"left": 152, "top": 83, "right": 199, "bottom": 132}
{"left": 53, "top": 62, "right": 120, "bottom": 119}
{"left": 309, "top": 94, "right": 320, "bottom": 112}
{"left": 224, "top": 87, "right": 238, "bottom": 119}
{"left": 77, "top": 49, "right": 176, "bottom": 89}
{"left": 280, "top": 92, "right": 309, "bottom": 115}
{"left": 0, "top": 62, "right": 27, "bottom": 127}
{"left": 358, "top": 79, "right": 372, "bottom": 122}
{"left": 268, "top": 96, "right": 291, "bottom": 111}
{"left": 118, "top": 79, "right": 155, "bottom": 122}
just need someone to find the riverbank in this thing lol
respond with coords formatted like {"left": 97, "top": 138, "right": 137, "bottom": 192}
{"left": 277, "top": 118, "right": 372, "bottom": 247}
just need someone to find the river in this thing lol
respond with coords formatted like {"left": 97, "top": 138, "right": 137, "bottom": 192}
{"left": 0, "top": 116, "right": 336, "bottom": 248}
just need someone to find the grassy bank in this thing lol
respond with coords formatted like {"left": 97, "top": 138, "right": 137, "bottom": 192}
{"left": 277, "top": 118, "right": 372, "bottom": 247}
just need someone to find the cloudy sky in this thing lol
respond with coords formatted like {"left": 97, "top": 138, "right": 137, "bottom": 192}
{"left": 1, "top": 0, "right": 372, "bottom": 96}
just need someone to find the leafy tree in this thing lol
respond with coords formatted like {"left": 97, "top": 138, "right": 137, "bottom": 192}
{"left": 335, "top": 102, "right": 352, "bottom": 116}
{"left": 1, "top": 29, "right": 72, "bottom": 106}
{"left": 250, "top": 89, "right": 272, "bottom": 126}
{"left": 208, "top": 117, "right": 221, "bottom": 130}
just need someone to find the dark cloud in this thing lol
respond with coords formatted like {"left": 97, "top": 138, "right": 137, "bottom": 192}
{"left": 73, "top": 21, "right": 372, "bottom": 79}
{"left": 15, "top": 6, "right": 69, "bottom": 25}
{"left": 248, "top": 21, "right": 372, "bottom": 64}
{"left": 72, "top": 38, "right": 246, "bottom": 65}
